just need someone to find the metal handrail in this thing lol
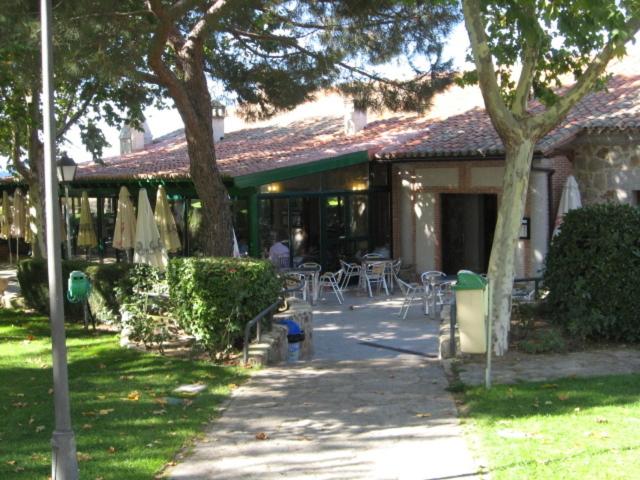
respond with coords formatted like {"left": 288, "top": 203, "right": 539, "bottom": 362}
{"left": 242, "top": 276, "right": 305, "bottom": 364}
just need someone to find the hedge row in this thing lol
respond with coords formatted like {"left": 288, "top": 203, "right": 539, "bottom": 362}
{"left": 17, "top": 259, "right": 134, "bottom": 323}
{"left": 167, "top": 257, "right": 281, "bottom": 352}
{"left": 544, "top": 204, "right": 640, "bottom": 341}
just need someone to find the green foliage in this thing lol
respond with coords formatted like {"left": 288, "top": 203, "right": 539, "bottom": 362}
{"left": 116, "top": 264, "right": 174, "bottom": 352}
{"left": 17, "top": 258, "right": 134, "bottom": 323}
{"left": 167, "top": 257, "right": 281, "bottom": 352}
{"left": 462, "top": 0, "right": 639, "bottom": 107}
{"left": 544, "top": 204, "right": 640, "bottom": 342}
{"left": 518, "top": 329, "right": 566, "bottom": 354}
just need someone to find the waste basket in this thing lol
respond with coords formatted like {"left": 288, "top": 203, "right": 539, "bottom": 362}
{"left": 276, "top": 319, "right": 305, "bottom": 362}
{"left": 453, "top": 270, "right": 488, "bottom": 353}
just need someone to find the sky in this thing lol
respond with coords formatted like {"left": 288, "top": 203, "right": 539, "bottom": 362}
{"left": 59, "top": 22, "right": 472, "bottom": 164}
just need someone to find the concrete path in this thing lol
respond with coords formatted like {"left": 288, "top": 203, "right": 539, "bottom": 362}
{"left": 168, "top": 293, "right": 481, "bottom": 480}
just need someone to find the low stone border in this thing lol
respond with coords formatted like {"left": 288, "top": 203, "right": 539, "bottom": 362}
{"left": 245, "top": 297, "right": 314, "bottom": 366}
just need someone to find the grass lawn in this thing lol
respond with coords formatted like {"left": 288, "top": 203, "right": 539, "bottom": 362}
{"left": 0, "top": 309, "right": 249, "bottom": 479}
{"left": 461, "top": 374, "right": 640, "bottom": 479}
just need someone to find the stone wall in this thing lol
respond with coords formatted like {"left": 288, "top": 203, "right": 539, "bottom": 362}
{"left": 572, "top": 131, "right": 640, "bottom": 205}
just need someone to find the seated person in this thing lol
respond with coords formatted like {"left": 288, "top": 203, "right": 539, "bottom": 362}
{"left": 268, "top": 239, "right": 290, "bottom": 268}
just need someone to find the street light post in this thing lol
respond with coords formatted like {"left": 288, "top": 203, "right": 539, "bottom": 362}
{"left": 41, "top": 0, "right": 79, "bottom": 478}
{"left": 56, "top": 153, "right": 77, "bottom": 260}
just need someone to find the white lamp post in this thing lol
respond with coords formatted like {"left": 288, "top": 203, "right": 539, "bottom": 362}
{"left": 41, "top": 0, "right": 78, "bottom": 477}
{"left": 56, "top": 153, "right": 77, "bottom": 259}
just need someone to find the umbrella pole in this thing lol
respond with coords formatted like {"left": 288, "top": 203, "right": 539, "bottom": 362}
{"left": 8, "top": 237, "right": 12, "bottom": 264}
{"left": 16, "top": 238, "right": 19, "bottom": 262}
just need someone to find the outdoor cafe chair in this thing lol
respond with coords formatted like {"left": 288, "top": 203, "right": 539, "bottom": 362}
{"left": 362, "top": 252, "right": 384, "bottom": 260}
{"left": 363, "top": 262, "right": 389, "bottom": 298}
{"left": 396, "top": 278, "right": 423, "bottom": 320}
{"left": 339, "top": 259, "right": 361, "bottom": 291}
{"left": 283, "top": 272, "right": 308, "bottom": 302}
{"left": 421, "top": 271, "right": 447, "bottom": 315}
{"left": 318, "top": 269, "right": 344, "bottom": 304}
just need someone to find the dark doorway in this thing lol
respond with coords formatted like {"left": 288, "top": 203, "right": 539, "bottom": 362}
{"left": 441, "top": 194, "right": 497, "bottom": 275}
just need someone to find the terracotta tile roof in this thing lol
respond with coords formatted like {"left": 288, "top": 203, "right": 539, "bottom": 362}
{"left": 377, "top": 74, "right": 640, "bottom": 159}
{"left": 72, "top": 73, "right": 640, "bottom": 184}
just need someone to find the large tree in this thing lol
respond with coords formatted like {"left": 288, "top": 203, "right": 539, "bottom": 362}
{"left": 461, "top": 0, "right": 640, "bottom": 354}
{"left": 141, "top": 0, "right": 459, "bottom": 255}
{"left": 0, "top": 1, "right": 155, "bottom": 257}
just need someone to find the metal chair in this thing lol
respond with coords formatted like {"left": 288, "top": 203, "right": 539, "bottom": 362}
{"left": 420, "top": 271, "right": 446, "bottom": 315}
{"left": 362, "top": 253, "right": 384, "bottom": 260}
{"left": 283, "top": 272, "right": 308, "bottom": 302}
{"left": 396, "top": 277, "right": 423, "bottom": 320}
{"left": 363, "top": 262, "right": 389, "bottom": 297}
{"left": 339, "top": 260, "right": 361, "bottom": 291}
{"left": 318, "top": 269, "right": 344, "bottom": 304}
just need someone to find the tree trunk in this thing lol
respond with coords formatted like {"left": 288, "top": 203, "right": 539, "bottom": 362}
{"left": 487, "top": 139, "right": 535, "bottom": 355}
{"left": 27, "top": 176, "right": 47, "bottom": 259}
{"left": 175, "top": 48, "right": 234, "bottom": 257}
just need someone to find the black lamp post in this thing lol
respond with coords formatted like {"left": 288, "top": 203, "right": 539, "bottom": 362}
{"left": 56, "top": 153, "right": 77, "bottom": 259}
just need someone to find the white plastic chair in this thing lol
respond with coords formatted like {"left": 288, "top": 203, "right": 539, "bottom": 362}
{"left": 339, "top": 260, "right": 361, "bottom": 291}
{"left": 363, "top": 262, "right": 389, "bottom": 297}
{"left": 318, "top": 269, "right": 344, "bottom": 304}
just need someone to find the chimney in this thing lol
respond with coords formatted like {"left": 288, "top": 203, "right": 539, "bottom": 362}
{"left": 344, "top": 99, "right": 367, "bottom": 136}
{"left": 119, "top": 121, "right": 152, "bottom": 155}
{"left": 212, "top": 100, "right": 226, "bottom": 142}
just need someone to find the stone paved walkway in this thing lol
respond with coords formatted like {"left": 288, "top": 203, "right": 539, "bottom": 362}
{"left": 167, "top": 293, "right": 481, "bottom": 479}
{"left": 457, "top": 347, "right": 640, "bottom": 386}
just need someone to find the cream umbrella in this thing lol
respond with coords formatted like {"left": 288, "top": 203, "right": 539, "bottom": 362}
{"left": 553, "top": 175, "right": 582, "bottom": 237}
{"left": 134, "top": 188, "right": 168, "bottom": 271}
{"left": 1, "top": 192, "right": 11, "bottom": 263}
{"left": 113, "top": 186, "right": 137, "bottom": 259}
{"left": 12, "top": 189, "right": 26, "bottom": 261}
{"left": 77, "top": 191, "right": 98, "bottom": 250}
{"left": 154, "top": 185, "right": 181, "bottom": 253}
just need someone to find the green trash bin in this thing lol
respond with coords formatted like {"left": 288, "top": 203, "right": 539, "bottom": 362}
{"left": 453, "top": 270, "right": 488, "bottom": 353}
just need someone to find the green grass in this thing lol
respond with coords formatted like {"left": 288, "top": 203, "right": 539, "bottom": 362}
{"left": 0, "top": 309, "right": 249, "bottom": 479}
{"left": 462, "top": 374, "right": 640, "bottom": 479}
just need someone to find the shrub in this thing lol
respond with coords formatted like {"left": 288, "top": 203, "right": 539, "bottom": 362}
{"left": 167, "top": 257, "right": 281, "bottom": 352}
{"left": 17, "top": 258, "right": 134, "bottom": 323}
{"left": 543, "top": 204, "right": 640, "bottom": 341}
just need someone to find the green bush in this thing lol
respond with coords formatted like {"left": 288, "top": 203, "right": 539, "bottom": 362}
{"left": 543, "top": 204, "right": 640, "bottom": 341}
{"left": 17, "top": 258, "right": 134, "bottom": 323}
{"left": 167, "top": 257, "right": 281, "bottom": 352}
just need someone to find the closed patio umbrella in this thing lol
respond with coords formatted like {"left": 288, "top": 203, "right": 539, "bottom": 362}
{"left": 154, "top": 185, "right": 181, "bottom": 253}
{"left": 23, "top": 192, "right": 34, "bottom": 245}
{"left": 1, "top": 192, "right": 11, "bottom": 262}
{"left": 134, "top": 188, "right": 168, "bottom": 271}
{"left": 77, "top": 191, "right": 98, "bottom": 249}
{"left": 553, "top": 175, "right": 582, "bottom": 237}
{"left": 12, "top": 189, "right": 26, "bottom": 261}
{"left": 113, "top": 186, "right": 136, "bottom": 254}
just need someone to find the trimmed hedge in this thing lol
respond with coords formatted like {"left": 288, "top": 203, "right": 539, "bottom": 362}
{"left": 167, "top": 257, "right": 281, "bottom": 352}
{"left": 17, "top": 259, "right": 134, "bottom": 323}
{"left": 544, "top": 204, "right": 640, "bottom": 341}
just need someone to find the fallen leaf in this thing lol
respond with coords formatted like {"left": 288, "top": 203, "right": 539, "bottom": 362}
{"left": 48, "top": 388, "right": 53, "bottom": 395}
{"left": 82, "top": 424, "right": 93, "bottom": 430}
{"left": 6, "top": 460, "right": 16, "bottom": 465}
{"left": 97, "top": 395, "right": 106, "bottom": 400}
{"left": 27, "top": 335, "right": 35, "bottom": 341}
{"left": 415, "top": 413, "right": 432, "bottom": 418}
{"left": 574, "top": 407, "right": 581, "bottom": 412}
{"left": 77, "top": 452, "right": 92, "bottom": 462}
{"left": 153, "top": 409, "right": 167, "bottom": 415}
{"left": 506, "top": 388, "right": 514, "bottom": 399}
{"left": 255, "top": 432, "right": 269, "bottom": 440}
{"left": 558, "top": 393, "right": 570, "bottom": 401}
{"left": 119, "top": 375, "right": 134, "bottom": 381}
{"left": 14, "top": 466, "right": 24, "bottom": 472}
{"left": 596, "top": 417, "right": 609, "bottom": 424}
{"left": 28, "top": 416, "right": 35, "bottom": 425}
{"left": 82, "top": 411, "right": 97, "bottom": 417}
{"left": 127, "top": 391, "right": 140, "bottom": 401}
{"left": 35, "top": 425, "right": 45, "bottom": 433}
{"left": 165, "top": 461, "right": 177, "bottom": 467}
{"left": 228, "top": 383, "right": 238, "bottom": 390}
{"left": 12, "top": 402, "right": 28, "bottom": 408}
{"left": 98, "top": 363, "right": 107, "bottom": 369}
{"left": 107, "top": 446, "right": 116, "bottom": 454}
{"left": 98, "top": 409, "right": 114, "bottom": 416}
